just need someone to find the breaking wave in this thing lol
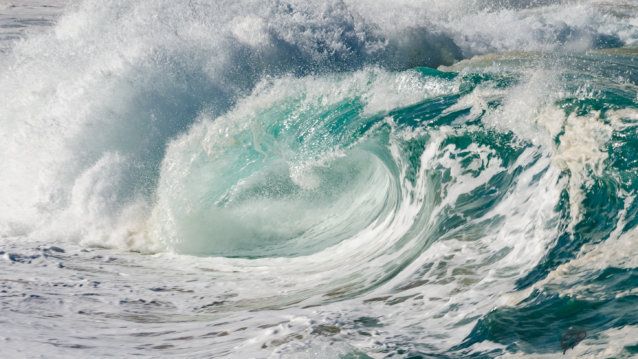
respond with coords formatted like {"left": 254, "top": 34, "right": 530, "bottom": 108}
{"left": 1, "top": 0, "right": 638, "bottom": 357}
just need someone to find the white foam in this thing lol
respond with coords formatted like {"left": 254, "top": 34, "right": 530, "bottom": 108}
{"left": 555, "top": 112, "right": 613, "bottom": 226}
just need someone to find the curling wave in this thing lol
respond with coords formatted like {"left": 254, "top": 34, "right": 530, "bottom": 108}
{"left": 1, "top": 0, "right": 638, "bottom": 358}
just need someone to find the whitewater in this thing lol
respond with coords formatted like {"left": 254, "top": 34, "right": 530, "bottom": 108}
{"left": 1, "top": 0, "right": 638, "bottom": 357}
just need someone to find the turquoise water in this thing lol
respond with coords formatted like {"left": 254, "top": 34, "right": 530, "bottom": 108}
{"left": 1, "top": 1, "right": 638, "bottom": 358}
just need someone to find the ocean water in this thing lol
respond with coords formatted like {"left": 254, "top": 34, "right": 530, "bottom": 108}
{"left": 1, "top": 0, "right": 638, "bottom": 358}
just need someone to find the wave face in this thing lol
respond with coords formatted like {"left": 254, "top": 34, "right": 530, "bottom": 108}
{"left": 1, "top": 0, "right": 638, "bottom": 358}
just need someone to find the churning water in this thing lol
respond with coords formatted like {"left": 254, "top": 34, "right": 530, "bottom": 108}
{"left": 1, "top": 0, "right": 638, "bottom": 357}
